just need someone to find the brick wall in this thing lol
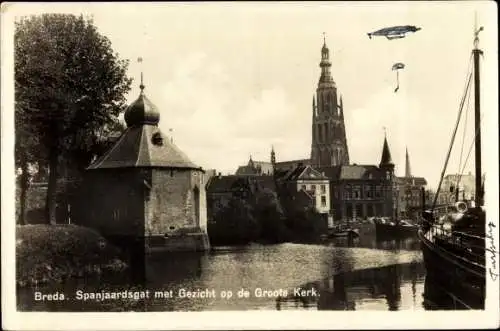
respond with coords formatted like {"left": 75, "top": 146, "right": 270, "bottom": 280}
{"left": 146, "top": 168, "right": 208, "bottom": 236}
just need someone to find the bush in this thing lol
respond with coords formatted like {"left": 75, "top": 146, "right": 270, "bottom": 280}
{"left": 285, "top": 207, "right": 327, "bottom": 241}
{"left": 16, "top": 224, "right": 127, "bottom": 286}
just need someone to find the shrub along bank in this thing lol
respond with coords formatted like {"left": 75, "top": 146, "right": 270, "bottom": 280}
{"left": 208, "top": 189, "right": 326, "bottom": 246}
{"left": 16, "top": 224, "right": 127, "bottom": 286}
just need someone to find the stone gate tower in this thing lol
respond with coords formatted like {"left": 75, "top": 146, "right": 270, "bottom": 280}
{"left": 310, "top": 36, "right": 350, "bottom": 167}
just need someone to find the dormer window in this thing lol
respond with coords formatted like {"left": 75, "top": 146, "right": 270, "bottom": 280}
{"left": 386, "top": 171, "right": 391, "bottom": 180}
{"left": 152, "top": 132, "right": 163, "bottom": 146}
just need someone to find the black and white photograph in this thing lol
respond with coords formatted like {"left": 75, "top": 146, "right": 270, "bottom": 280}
{"left": 1, "top": 1, "right": 499, "bottom": 330}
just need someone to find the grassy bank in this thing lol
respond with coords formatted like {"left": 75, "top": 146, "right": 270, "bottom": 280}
{"left": 16, "top": 224, "right": 127, "bottom": 286}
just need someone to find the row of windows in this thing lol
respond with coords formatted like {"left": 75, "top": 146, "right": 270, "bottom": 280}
{"left": 301, "top": 184, "right": 327, "bottom": 194}
{"left": 339, "top": 191, "right": 388, "bottom": 199}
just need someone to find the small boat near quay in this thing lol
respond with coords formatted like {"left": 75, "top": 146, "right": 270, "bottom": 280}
{"left": 374, "top": 218, "right": 419, "bottom": 239}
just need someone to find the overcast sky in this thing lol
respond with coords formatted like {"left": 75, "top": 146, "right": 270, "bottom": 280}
{"left": 4, "top": 1, "right": 498, "bottom": 189}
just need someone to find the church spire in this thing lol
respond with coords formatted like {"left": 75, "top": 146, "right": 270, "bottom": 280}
{"left": 310, "top": 35, "right": 348, "bottom": 167}
{"left": 319, "top": 33, "right": 333, "bottom": 84}
{"left": 405, "top": 147, "right": 412, "bottom": 177}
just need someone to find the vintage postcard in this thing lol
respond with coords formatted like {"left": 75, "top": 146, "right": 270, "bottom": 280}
{"left": 2, "top": 1, "right": 499, "bottom": 330}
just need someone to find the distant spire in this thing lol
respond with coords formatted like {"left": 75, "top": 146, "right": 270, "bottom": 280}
{"left": 323, "top": 31, "right": 326, "bottom": 46}
{"left": 405, "top": 146, "right": 412, "bottom": 177}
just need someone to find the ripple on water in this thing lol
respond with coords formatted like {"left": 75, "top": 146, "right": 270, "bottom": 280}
{"left": 17, "top": 242, "right": 424, "bottom": 312}
{"left": 203, "top": 243, "right": 422, "bottom": 295}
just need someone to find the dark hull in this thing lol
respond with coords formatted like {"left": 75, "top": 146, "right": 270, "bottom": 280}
{"left": 375, "top": 222, "right": 418, "bottom": 239}
{"left": 418, "top": 229, "right": 485, "bottom": 309}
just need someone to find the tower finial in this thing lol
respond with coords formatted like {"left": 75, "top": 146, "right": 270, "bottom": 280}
{"left": 323, "top": 32, "right": 326, "bottom": 45}
{"left": 138, "top": 57, "right": 145, "bottom": 93}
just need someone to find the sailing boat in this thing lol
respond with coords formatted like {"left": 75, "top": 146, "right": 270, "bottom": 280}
{"left": 417, "top": 24, "right": 486, "bottom": 310}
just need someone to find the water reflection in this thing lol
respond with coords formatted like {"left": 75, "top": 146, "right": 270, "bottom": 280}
{"left": 17, "top": 242, "right": 426, "bottom": 312}
{"left": 331, "top": 235, "right": 420, "bottom": 251}
{"left": 277, "top": 262, "right": 426, "bottom": 311}
{"left": 422, "top": 272, "right": 481, "bottom": 310}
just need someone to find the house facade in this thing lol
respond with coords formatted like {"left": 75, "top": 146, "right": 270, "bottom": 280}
{"left": 319, "top": 135, "right": 396, "bottom": 221}
{"left": 275, "top": 164, "right": 333, "bottom": 227}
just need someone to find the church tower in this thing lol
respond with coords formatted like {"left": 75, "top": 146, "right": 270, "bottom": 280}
{"left": 310, "top": 35, "right": 350, "bottom": 168}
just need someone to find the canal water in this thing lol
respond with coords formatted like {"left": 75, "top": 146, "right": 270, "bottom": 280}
{"left": 18, "top": 234, "right": 448, "bottom": 312}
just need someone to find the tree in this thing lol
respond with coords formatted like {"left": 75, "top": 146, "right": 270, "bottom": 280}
{"left": 209, "top": 197, "right": 260, "bottom": 245}
{"left": 254, "top": 189, "right": 290, "bottom": 243}
{"left": 15, "top": 14, "right": 132, "bottom": 224}
{"left": 15, "top": 101, "right": 43, "bottom": 224}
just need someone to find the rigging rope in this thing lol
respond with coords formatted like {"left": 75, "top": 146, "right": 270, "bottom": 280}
{"left": 431, "top": 53, "right": 474, "bottom": 211}
{"left": 458, "top": 114, "right": 483, "bottom": 189}
{"left": 456, "top": 69, "right": 473, "bottom": 193}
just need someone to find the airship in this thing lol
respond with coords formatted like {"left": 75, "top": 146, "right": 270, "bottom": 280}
{"left": 368, "top": 25, "right": 421, "bottom": 40}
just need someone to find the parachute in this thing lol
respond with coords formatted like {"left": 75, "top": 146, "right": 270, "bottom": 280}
{"left": 392, "top": 62, "right": 405, "bottom": 92}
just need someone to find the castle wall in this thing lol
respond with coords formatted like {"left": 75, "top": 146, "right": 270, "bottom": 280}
{"left": 144, "top": 168, "right": 210, "bottom": 252}
{"left": 146, "top": 169, "right": 194, "bottom": 234}
{"left": 76, "top": 169, "right": 145, "bottom": 237}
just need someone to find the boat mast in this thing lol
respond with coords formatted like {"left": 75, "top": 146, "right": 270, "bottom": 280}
{"left": 473, "top": 22, "right": 483, "bottom": 207}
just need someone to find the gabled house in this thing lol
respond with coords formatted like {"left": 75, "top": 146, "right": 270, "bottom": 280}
{"left": 275, "top": 164, "right": 333, "bottom": 227}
